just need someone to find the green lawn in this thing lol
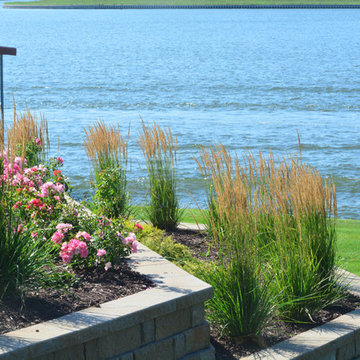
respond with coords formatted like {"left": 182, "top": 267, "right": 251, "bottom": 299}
{"left": 336, "top": 219, "right": 360, "bottom": 276}
{"left": 6, "top": 0, "right": 360, "bottom": 6}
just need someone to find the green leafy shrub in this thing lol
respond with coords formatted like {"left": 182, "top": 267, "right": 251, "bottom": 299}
{"left": 84, "top": 120, "right": 131, "bottom": 218}
{"left": 134, "top": 222, "right": 193, "bottom": 265}
{"left": 94, "top": 167, "right": 131, "bottom": 219}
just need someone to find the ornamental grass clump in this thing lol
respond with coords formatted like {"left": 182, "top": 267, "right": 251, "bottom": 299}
{"left": 84, "top": 120, "right": 131, "bottom": 219}
{"left": 196, "top": 144, "right": 344, "bottom": 340}
{"left": 7, "top": 109, "right": 49, "bottom": 167}
{"left": 196, "top": 145, "right": 277, "bottom": 342}
{"left": 138, "top": 122, "right": 182, "bottom": 230}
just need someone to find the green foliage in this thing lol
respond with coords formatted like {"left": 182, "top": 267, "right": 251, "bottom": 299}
{"left": 145, "top": 158, "right": 183, "bottom": 230}
{"left": 84, "top": 120, "right": 130, "bottom": 219}
{"left": 138, "top": 122, "right": 183, "bottom": 230}
{"left": 0, "top": 182, "right": 56, "bottom": 299}
{"left": 196, "top": 145, "right": 344, "bottom": 336}
{"left": 135, "top": 223, "right": 193, "bottom": 265}
{"left": 93, "top": 167, "right": 131, "bottom": 219}
{"left": 195, "top": 256, "right": 275, "bottom": 340}
{"left": 48, "top": 202, "right": 133, "bottom": 268}
{"left": 268, "top": 213, "right": 345, "bottom": 321}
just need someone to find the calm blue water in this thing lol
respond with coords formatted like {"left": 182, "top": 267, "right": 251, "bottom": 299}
{"left": 0, "top": 8, "right": 359, "bottom": 218}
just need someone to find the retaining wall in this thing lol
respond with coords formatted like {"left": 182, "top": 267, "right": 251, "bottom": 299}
{"left": 0, "top": 242, "right": 215, "bottom": 360}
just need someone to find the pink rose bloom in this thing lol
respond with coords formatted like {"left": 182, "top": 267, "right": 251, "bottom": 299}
{"left": 31, "top": 232, "right": 38, "bottom": 238}
{"left": 51, "top": 231, "right": 65, "bottom": 244}
{"left": 55, "top": 183, "right": 65, "bottom": 194}
{"left": 56, "top": 157, "right": 63, "bottom": 164}
{"left": 131, "top": 240, "right": 138, "bottom": 253}
{"left": 97, "top": 249, "right": 106, "bottom": 257}
{"left": 105, "top": 262, "right": 112, "bottom": 271}
{"left": 35, "top": 138, "right": 41, "bottom": 146}
{"left": 13, "top": 201, "right": 22, "bottom": 209}
{"left": 54, "top": 195, "right": 60, "bottom": 201}
{"left": 56, "top": 223, "right": 73, "bottom": 232}
{"left": 135, "top": 223, "right": 143, "bottom": 230}
{"left": 76, "top": 231, "right": 91, "bottom": 241}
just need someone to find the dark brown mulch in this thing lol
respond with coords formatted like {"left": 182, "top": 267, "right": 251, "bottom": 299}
{"left": 0, "top": 260, "right": 154, "bottom": 335}
{"left": 166, "top": 228, "right": 360, "bottom": 360}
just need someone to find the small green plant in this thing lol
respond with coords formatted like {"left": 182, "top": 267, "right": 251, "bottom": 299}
{"left": 84, "top": 120, "right": 131, "bottom": 218}
{"left": 93, "top": 167, "right": 131, "bottom": 218}
{"left": 135, "top": 222, "right": 193, "bottom": 265}
{"left": 138, "top": 122, "right": 183, "bottom": 230}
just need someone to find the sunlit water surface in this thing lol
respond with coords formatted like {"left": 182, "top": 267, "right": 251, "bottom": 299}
{"left": 0, "top": 8, "right": 359, "bottom": 218}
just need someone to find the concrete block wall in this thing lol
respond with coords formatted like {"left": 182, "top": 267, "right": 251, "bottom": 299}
{"left": 0, "top": 242, "right": 214, "bottom": 360}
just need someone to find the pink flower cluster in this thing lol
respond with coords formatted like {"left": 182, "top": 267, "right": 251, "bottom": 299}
{"left": 38, "top": 181, "right": 65, "bottom": 198}
{"left": 121, "top": 232, "right": 138, "bottom": 253}
{"left": 60, "top": 239, "right": 88, "bottom": 263}
{"left": 51, "top": 223, "right": 92, "bottom": 263}
{"left": 0, "top": 153, "right": 27, "bottom": 181}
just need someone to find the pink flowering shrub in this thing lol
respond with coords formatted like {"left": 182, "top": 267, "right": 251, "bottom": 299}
{"left": 48, "top": 202, "right": 137, "bottom": 271}
{"left": 1, "top": 147, "right": 136, "bottom": 273}
{"left": 0, "top": 154, "right": 68, "bottom": 227}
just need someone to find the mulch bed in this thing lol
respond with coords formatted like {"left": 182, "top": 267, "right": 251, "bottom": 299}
{"left": 166, "top": 228, "right": 360, "bottom": 360}
{"left": 0, "top": 260, "right": 154, "bottom": 335}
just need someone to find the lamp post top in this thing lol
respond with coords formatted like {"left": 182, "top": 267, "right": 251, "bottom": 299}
{"left": 0, "top": 47, "right": 17, "bottom": 56}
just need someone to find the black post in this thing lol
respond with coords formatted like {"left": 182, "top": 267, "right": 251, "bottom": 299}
{"left": 0, "top": 46, "right": 17, "bottom": 141}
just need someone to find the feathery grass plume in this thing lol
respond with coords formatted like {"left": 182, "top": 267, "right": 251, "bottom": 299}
{"left": 195, "top": 144, "right": 276, "bottom": 340}
{"left": 138, "top": 121, "right": 182, "bottom": 230}
{"left": 83, "top": 120, "right": 131, "bottom": 218}
{"left": 6, "top": 108, "right": 49, "bottom": 167}
{"left": 195, "top": 143, "right": 344, "bottom": 336}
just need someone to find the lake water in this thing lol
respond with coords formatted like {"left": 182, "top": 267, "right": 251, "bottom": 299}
{"left": 0, "top": 8, "right": 359, "bottom": 218}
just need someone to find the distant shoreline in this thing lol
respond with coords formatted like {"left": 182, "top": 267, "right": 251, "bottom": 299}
{"left": 4, "top": 3, "right": 360, "bottom": 8}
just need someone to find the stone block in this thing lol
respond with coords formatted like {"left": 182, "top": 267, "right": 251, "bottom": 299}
{"left": 180, "top": 345, "right": 215, "bottom": 360}
{"left": 85, "top": 325, "right": 141, "bottom": 360}
{"left": 174, "top": 333, "right": 186, "bottom": 359}
{"left": 155, "top": 308, "right": 191, "bottom": 341}
{"left": 53, "top": 344, "right": 85, "bottom": 360}
{"left": 133, "top": 337, "right": 174, "bottom": 360}
{"left": 336, "top": 339, "right": 356, "bottom": 360}
{"left": 191, "top": 304, "right": 205, "bottom": 327}
{"left": 355, "top": 329, "right": 360, "bottom": 356}
{"left": 117, "top": 352, "right": 134, "bottom": 360}
{"left": 184, "top": 324, "right": 210, "bottom": 354}
{"left": 141, "top": 319, "right": 155, "bottom": 345}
